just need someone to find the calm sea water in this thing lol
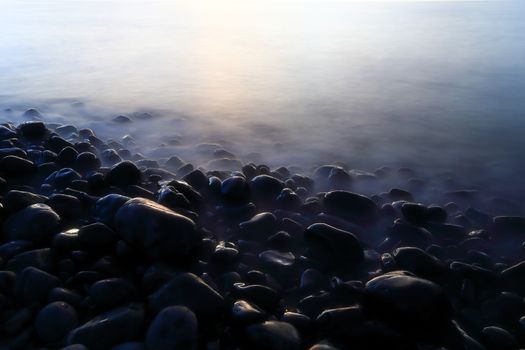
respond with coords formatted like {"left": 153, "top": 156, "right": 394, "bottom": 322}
{"left": 1, "top": 1, "right": 524, "bottom": 183}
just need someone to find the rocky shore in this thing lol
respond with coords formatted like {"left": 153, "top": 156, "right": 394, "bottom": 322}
{"left": 0, "top": 116, "right": 524, "bottom": 350}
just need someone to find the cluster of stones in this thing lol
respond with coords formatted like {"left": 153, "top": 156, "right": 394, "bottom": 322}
{"left": 0, "top": 118, "right": 524, "bottom": 350}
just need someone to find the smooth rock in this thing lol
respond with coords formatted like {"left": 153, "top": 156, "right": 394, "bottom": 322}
{"left": 145, "top": 306, "right": 198, "bottom": 350}
{"left": 3, "top": 204, "right": 60, "bottom": 243}
{"left": 244, "top": 321, "right": 300, "bottom": 350}
{"left": 67, "top": 304, "right": 144, "bottom": 349}
{"left": 148, "top": 273, "right": 225, "bottom": 323}
{"left": 323, "top": 191, "right": 378, "bottom": 225}
{"left": 36, "top": 301, "right": 78, "bottom": 343}
{"left": 114, "top": 198, "right": 200, "bottom": 261}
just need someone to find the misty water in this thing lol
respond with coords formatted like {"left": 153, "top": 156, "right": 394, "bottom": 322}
{"left": 1, "top": 0, "right": 525, "bottom": 200}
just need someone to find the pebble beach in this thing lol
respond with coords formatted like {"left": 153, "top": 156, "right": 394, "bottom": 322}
{"left": 0, "top": 112, "right": 524, "bottom": 350}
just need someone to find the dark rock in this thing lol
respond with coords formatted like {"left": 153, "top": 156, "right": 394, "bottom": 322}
{"left": 427, "top": 205, "right": 447, "bottom": 222}
{"left": 239, "top": 212, "right": 277, "bottom": 242}
{"left": 500, "top": 261, "right": 525, "bottom": 294}
{"left": 231, "top": 283, "right": 281, "bottom": 313}
{"left": 145, "top": 306, "right": 198, "bottom": 350}
{"left": 49, "top": 287, "right": 83, "bottom": 306}
{"left": 18, "top": 121, "right": 47, "bottom": 139}
{"left": 393, "top": 247, "right": 447, "bottom": 280}
{"left": 52, "top": 229, "right": 80, "bottom": 254}
{"left": 244, "top": 321, "right": 300, "bottom": 350}
{"left": 481, "top": 326, "right": 517, "bottom": 349}
{"left": 231, "top": 299, "right": 268, "bottom": 324}
{"left": 75, "top": 152, "right": 101, "bottom": 173}
{"left": 165, "top": 156, "right": 184, "bottom": 169}
{"left": 113, "top": 115, "right": 132, "bottom": 123}
{"left": 6, "top": 248, "right": 53, "bottom": 272}
{"left": 67, "top": 304, "right": 144, "bottom": 349}
{"left": 115, "top": 198, "right": 200, "bottom": 261}
{"left": 48, "top": 194, "right": 83, "bottom": 218}
{"left": 388, "top": 220, "right": 433, "bottom": 248}
{"left": 106, "top": 161, "right": 142, "bottom": 187}
{"left": 36, "top": 301, "right": 78, "bottom": 342}
{"left": 363, "top": 271, "right": 452, "bottom": 335}
{"left": 3, "top": 204, "right": 60, "bottom": 243}
{"left": 323, "top": 191, "right": 378, "bottom": 225}
{"left": 0, "top": 155, "right": 36, "bottom": 176}
{"left": 23, "top": 108, "right": 42, "bottom": 119}
{"left": 250, "top": 175, "right": 284, "bottom": 204}
{"left": 94, "top": 194, "right": 130, "bottom": 225}
{"left": 182, "top": 169, "right": 208, "bottom": 190}
{"left": 493, "top": 216, "right": 525, "bottom": 235}
{"left": 14, "top": 266, "right": 60, "bottom": 302}
{"left": 44, "top": 168, "right": 82, "bottom": 189}
{"left": 157, "top": 186, "right": 191, "bottom": 211}
{"left": 148, "top": 273, "right": 225, "bottom": 323}
{"left": 78, "top": 222, "right": 118, "bottom": 252}
{"left": 221, "top": 176, "right": 250, "bottom": 205}
{"left": 303, "top": 223, "right": 364, "bottom": 267}
{"left": 3, "top": 189, "right": 47, "bottom": 212}
{"left": 0, "top": 125, "right": 17, "bottom": 140}
{"left": 89, "top": 278, "right": 137, "bottom": 309}
{"left": 401, "top": 203, "right": 428, "bottom": 224}
{"left": 259, "top": 250, "right": 295, "bottom": 273}
{"left": 0, "top": 147, "right": 27, "bottom": 159}
{"left": 0, "top": 240, "right": 32, "bottom": 261}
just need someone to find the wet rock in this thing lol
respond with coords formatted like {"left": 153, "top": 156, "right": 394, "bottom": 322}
{"left": 78, "top": 222, "right": 118, "bottom": 252}
{"left": 18, "top": 121, "right": 47, "bottom": 139}
{"left": 244, "top": 321, "right": 300, "bottom": 350}
{"left": 303, "top": 223, "right": 364, "bottom": 267}
{"left": 481, "top": 326, "right": 517, "bottom": 349}
{"left": 231, "top": 283, "right": 281, "bottom": 313}
{"left": 23, "top": 108, "right": 42, "bottom": 119}
{"left": 36, "top": 301, "right": 78, "bottom": 343}
{"left": 49, "top": 287, "right": 83, "bottom": 306}
{"left": 231, "top": 300, "right": 267, "bottom": 324}
{"left": 44, "top": 168, "right": 82, "bottom": 189}
{"left": 148, "top": 273, "right": 225, "bottom": 323}
{"left": 67, "top": 304, "right": 144, "bottom": 349}
{"left": 182, "top": 169, "right": 208, "bottom": 190}
{"left": 393, "top": 247, "right": 447, "bottom": 280}
{"left": 0, "top": 147, "right": 27, "bottom": 159}
{"left": 0, "top": 125, "right": 17, "bottom": 140}
{"left": 75, "top": 152, "right": 101, "bottom": 173}
{"left": 52, "top": 229, "right": 80, "bottom": 254}
{"left": 3, "top": 189, "right": 47, "bottom": 212}
{"left": 250, "top": 175, "right": 284, "bottom": 204}
{"left": 145, "top": 306, "right": 198, "bottom": 350}
{"left": 14, "top": 266, "right": 60, "bottom": 302}
{"left": 363, "top": 271, "right": 452, "bottom": 336}
{"left": 3, "top": 203, "right": 60, "bottom": 243}
{"left": 221, "top": 176, "right": 251, "bottom": 205}
{"left": 6, "top": 247, "right": 53, "bottom": 272}
{"left": 0, "top": 155, "right": 36, "bottom": 176}
{"left": 48, "top": 194, "right": 83, "bottom": 218}
{"left": 165, "top": 156, "right": 184, "bottom": 169}
{"left": 106, "top": 161, "right": 142, "bottom": 187}
{"left": 493, "top": 216, "right": 525, "bottom": 236}
{"left": 113, "top": 115, "right": 132, "bottom": 123}
{"left": 94, "top": 194, "right": 130, "bottom": 225}
{"left": 400, "top": 202, "right": 428, "bottom": 224}
{"left": 323, "top": 191, "right": 378, "bottom": 226}
{"left": 239, "top": 212, "right": 277, "bottom": 242}
{"left": 388, "top": 220, "right": 433, "bottom": 248}
{"left": 115, "top": 198, "right": 200, "bottom": 261}
{"left": 89, "top": 278, "right": 138, "bottom": 309}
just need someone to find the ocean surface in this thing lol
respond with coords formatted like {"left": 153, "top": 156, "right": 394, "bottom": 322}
{"left": 1, "top": 0, "right": 524, "bottom": 189}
